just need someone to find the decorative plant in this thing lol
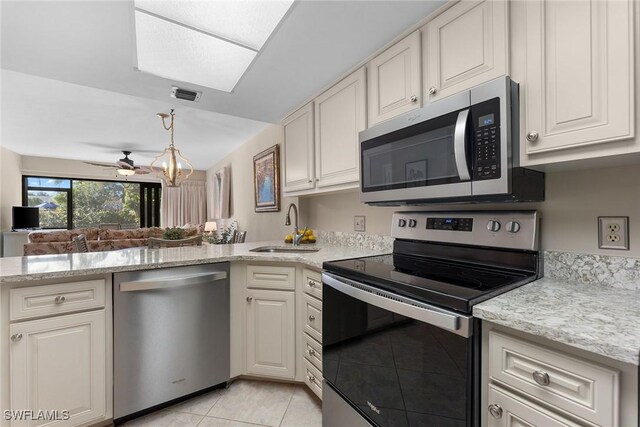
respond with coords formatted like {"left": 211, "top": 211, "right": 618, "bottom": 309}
{"left": 205, "top": 221, "right": 238, "bottom": 244}
{"left": 162, "top": 227, "right": 185, "bottom": 240}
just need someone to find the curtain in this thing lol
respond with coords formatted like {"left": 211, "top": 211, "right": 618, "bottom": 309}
{"left": 210, "top": 166, "right": 231, "bottom": 219}
{"left": 161, "top": 180, "right": 207, "bottom": 227}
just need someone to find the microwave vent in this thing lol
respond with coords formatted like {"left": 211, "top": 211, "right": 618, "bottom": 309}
{"left": 171, "top": 87, "right": 202, "bottom": 102}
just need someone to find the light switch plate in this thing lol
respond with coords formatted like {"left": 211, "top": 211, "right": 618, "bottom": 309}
{"left": 354, "top": 216, "right": 366, "bottom": 232}
{"left": 598, "top": 216, "right": 629, "bottom": 250}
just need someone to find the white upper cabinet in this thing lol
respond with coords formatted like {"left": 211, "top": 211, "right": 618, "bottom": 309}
{"left": 367, "top": 30, "right": 421, "bottom": 126}
{"left": 514, "top": 0, "right": 634, "bottom": 159}
{"left": 283, "top": 103, "right": 314, "bottom": 193}
{"left": 315, "top": 67, "right": 366, "bottom": 188}
{"left": 422, "top": 0, "right": 508, "bottom": 104}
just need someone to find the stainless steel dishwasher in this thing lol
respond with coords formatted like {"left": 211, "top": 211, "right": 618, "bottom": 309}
{"left": 113, "top": 263, "right": 230, "bottom": 421}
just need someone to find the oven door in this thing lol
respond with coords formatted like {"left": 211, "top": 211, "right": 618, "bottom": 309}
{"left": 360, "top": 91, "right": 472, "bottom": 204}
{"left": 322, "top": 272, "right": 478, "bottom": 427}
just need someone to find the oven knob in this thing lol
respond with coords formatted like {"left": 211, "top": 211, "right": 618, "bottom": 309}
{"left": 506, "top": 220, "right": 521, "bottom": 233}
{"left": 408, "top": 219, "right": 417, "bottom": 228}
{"left": 398, "top": 219, "right": 407, "bottom": 227}
{"left": 486, "top": 220, "right": 501, "bottom": 232}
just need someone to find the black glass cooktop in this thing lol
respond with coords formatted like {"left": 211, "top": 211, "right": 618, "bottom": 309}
{"left": 323, "top": 253, "right": 536, "bottom": 314}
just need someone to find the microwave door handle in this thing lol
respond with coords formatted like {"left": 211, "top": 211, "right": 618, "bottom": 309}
{"left": 454, "top": 109, "right": 471, "bottom": 181}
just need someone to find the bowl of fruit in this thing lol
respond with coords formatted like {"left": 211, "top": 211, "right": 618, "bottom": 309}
{"left": 285, "top": 228, "right": 316, "bottom": 244}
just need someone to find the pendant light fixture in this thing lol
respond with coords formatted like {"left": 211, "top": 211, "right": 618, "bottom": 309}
{"left": 151, "top": 109, "right": 194, "bottom": 187}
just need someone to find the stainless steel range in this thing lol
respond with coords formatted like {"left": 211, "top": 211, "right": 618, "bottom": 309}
{"left": 322, "top": 211, "right": 541, "bottom": 427}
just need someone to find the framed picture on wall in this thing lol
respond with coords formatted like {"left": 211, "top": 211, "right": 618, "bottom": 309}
{"left": 253, "top": 144, "right": 280, "bottom": 212}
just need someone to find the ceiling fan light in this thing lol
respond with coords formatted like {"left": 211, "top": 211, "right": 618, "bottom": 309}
{"left": 117, "top": 168, "right": 136, "bottom": 176}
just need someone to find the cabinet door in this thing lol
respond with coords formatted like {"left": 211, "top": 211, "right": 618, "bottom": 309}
{"left": 283, "top": 103, "right": 314, "bottom": 192}
{"left": 10, "top": 311, "right": 106, "bottom": 427}
{"left": 246, "top": 289, "right": 295, "bottom": 379}
{"left": 487, "top": 385, "right": 583, "bottom": 427}
{"left": 315, "top": 68, "right": 366, "bottom": 188}
{"left": 520, "top": 0, "right": 634, "bottom": 155}
{"left": 367, "top": 31, "right": 421, "bottom": 126}
{"left": 423, "top": 0, "right": 508, "bottom": 103}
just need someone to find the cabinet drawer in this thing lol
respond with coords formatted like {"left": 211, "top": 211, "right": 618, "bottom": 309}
{"left": 246, "top": 265, "right": 295, "bottom": 290}
{"left": 489, "top": 331, "right": 619, "bottom": 427}
{"left": 304, "top": 358, "right": 322, "bottom": 400}
{"left": 487, "top": 384, "right": 584, "bottom": 427}
{"left": 303, "top": 332, "right": 322, "bottom": 372}
{"left": 303, "top": 293, "right": 322, "bottom": 343}
{"left": 10, "top": 279, "right": 106, "bottom": 321}
{"left": 303, "top": 269, "right": 322, "bottom": 300}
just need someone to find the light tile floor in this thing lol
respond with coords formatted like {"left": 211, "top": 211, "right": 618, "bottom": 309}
{"left": 123, "top": 379, "right": 322, "bottom": 427}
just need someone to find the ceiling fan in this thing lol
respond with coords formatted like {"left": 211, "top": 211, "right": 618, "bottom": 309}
{"left": 85, "top": 151, "right": 151, "bottom": 176}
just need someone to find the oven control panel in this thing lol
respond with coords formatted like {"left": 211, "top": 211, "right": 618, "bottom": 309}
{"left": 392, "top": 211, "right": 539, "bottom": 251}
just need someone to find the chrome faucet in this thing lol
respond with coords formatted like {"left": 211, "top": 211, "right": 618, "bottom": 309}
{"left": 285, "top": 203, "right": 307, "bottom": 246}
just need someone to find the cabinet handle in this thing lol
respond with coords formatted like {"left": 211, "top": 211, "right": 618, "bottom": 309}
{"left": 10, "top": 333, "right": 23, "bottom": 342}
{"left": 308, "top": 179, "right": 313, "bottom": 183}
{"left": 246, "top": 297, "right": 253, "bottom": 302}
{"left": 315, "top": 178, "right": 319, "bottom": 182}
{"left": 308, "top": 315, "right": 315, "bottom": 322}
{"left": 532, "top": 370, "right": 550, "bottom": 386}
{"left": 308, "top": 348, "right": 316, "bottom": 356}
{"left": 428, "top": 87, "right": 437, "bottom": 95}
{"left": 410, "top": 95, "right": 418, "bottom": 102}
{"left": 307, "top": 279, "right": 316, "bottom": 288}
{"left": 488, "top": 404, "right": 503, "bottom": 419}
{"left": 307, "top": 374, "right": 316, "bottom": 384}
{"left": 526, "top": 131, "right": 539, "bottom": 142}
{"left": 54, "top": 295, "right": 66, "bottom": 304}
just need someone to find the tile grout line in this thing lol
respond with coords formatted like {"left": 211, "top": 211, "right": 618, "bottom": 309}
{"left": 278, "top": 385, "right": 298, "bottom": 427}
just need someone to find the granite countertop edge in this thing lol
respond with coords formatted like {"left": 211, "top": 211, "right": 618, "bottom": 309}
{"left": 0, "top": 241, "right": 390, "bottom": 284}
{"left": 473, "top": 277, "right": 640, "bottom": 366}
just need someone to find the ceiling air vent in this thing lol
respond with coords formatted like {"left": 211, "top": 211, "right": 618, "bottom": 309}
{"left": 171, "top": 86, "right": 202, "bottom": 102}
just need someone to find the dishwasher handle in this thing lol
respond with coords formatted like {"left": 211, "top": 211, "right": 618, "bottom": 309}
{"left": 119, "top": 271, "right": 227, "bottom": 292}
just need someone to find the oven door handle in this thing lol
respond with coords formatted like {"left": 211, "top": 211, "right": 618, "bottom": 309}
{"left": 322, "top": 273, "right": 471, "bottom": 337}
{"left": 454, "top": 108, "right": 471, "bottom": 181}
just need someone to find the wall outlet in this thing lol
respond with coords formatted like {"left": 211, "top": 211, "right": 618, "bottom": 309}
{"left": 598, "top": 216, "right": 629, "bottom": 250}
{"left": 354, "top": 216, "right": 366, "bottom": 232}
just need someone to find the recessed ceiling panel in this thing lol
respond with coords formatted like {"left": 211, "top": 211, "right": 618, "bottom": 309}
{"left": 134, "top": 0, "right": 294, "bottom": 50}
{"left": 134, "top": 10, "right": 257, "bottom": 92}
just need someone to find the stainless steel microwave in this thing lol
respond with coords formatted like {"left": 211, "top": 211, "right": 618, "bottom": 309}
{"left": 359, "top": 76, "right": 544, "bottom": 205}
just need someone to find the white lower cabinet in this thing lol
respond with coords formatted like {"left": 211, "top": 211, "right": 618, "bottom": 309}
{"left": 9, "top": 311, "right": 107, "bottom": 427}
{"left": 487, "top": 385, "right": 583, "bottom": 427}
{"left": 245, "top": 288, "right": 296, "bottom": 379}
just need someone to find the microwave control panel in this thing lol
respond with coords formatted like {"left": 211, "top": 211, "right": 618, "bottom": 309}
{"left": 471, "top": 98, "right": 501, "bottom": 181}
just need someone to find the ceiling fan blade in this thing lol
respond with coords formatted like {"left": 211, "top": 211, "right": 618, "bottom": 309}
{"left": 134, "top": 168, "right": 151, "bottom": 175}
{"left": 116, "top": 160, "right": 134, "bottom": 169}
{"left": 85, "top": 161, "right": 117, "bottom": 168}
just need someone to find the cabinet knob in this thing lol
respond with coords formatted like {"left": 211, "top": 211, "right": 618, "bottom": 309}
{"left": 10, "top": 333, "right": 23, "bottom": 342}
{"left": 526, "top": 131, "right": 539, "bottom": 142}
{"left": 308, "top": 315, "right": 315, "bottom": 322}
{"left": 532, "top": 370, "right": 550, "bottom": 386}
{"left": 488, "top": 404, "right": 503, "bottom": 419}
{"left": 410, "top": 95, "right": 418, "bottom": 102}
{"left": 307, "top": 374, "right": 316, "bottom": 384}
{"left": 307, "top": 279, "right": 316, "bottom": 288}
{"left": 428, "top": 87, "right": 437, "bottom": 95}
{"left": 54, "top": 295, "right": 66, "bottom": 304}
{"left": 246, "top": 297, "right": 253, "bottom": 302}
{"left": 308, "top": 348, "right": 316, "bottom": 356}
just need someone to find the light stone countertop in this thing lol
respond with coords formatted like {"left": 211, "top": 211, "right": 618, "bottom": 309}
{"left": 473, "top": 277, "right": 640, "bottom": 366}
{"left": 0, "top": 241, "right": 390, "bottom": 284}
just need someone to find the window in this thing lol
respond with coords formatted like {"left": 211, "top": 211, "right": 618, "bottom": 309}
{"left": 23, "top": 176, "right": 161, "bottom": 229}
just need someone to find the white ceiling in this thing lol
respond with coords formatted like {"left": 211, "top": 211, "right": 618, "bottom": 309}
{"left": 0, "top": 0, "right": 445, "bottom": 170}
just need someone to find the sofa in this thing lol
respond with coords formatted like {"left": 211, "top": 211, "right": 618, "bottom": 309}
{"left": 23, "top": 225, "right": 205, "bottom": 256}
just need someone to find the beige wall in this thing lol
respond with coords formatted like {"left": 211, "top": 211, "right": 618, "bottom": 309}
{"left": 207, "top": 124, "right": 297, "bottom": 243}
{"left": 0, "top": 146, "right": 22, "bottom": 232}
{"left": 300, "top": 164, "right": 640, "bottom": 258}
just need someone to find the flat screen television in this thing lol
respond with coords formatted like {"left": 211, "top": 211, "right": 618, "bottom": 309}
{"left": 12, "top": 206, "right": 40, "bottom": 231}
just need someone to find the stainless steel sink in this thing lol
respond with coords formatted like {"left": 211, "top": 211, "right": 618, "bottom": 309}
{"left": 250, "top": 246, "right": 320, "bottom": 253}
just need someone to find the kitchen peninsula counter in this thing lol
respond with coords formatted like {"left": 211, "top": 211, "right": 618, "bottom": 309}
{"left": 0, "top": 240, "right": 390, "bottom": 284}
